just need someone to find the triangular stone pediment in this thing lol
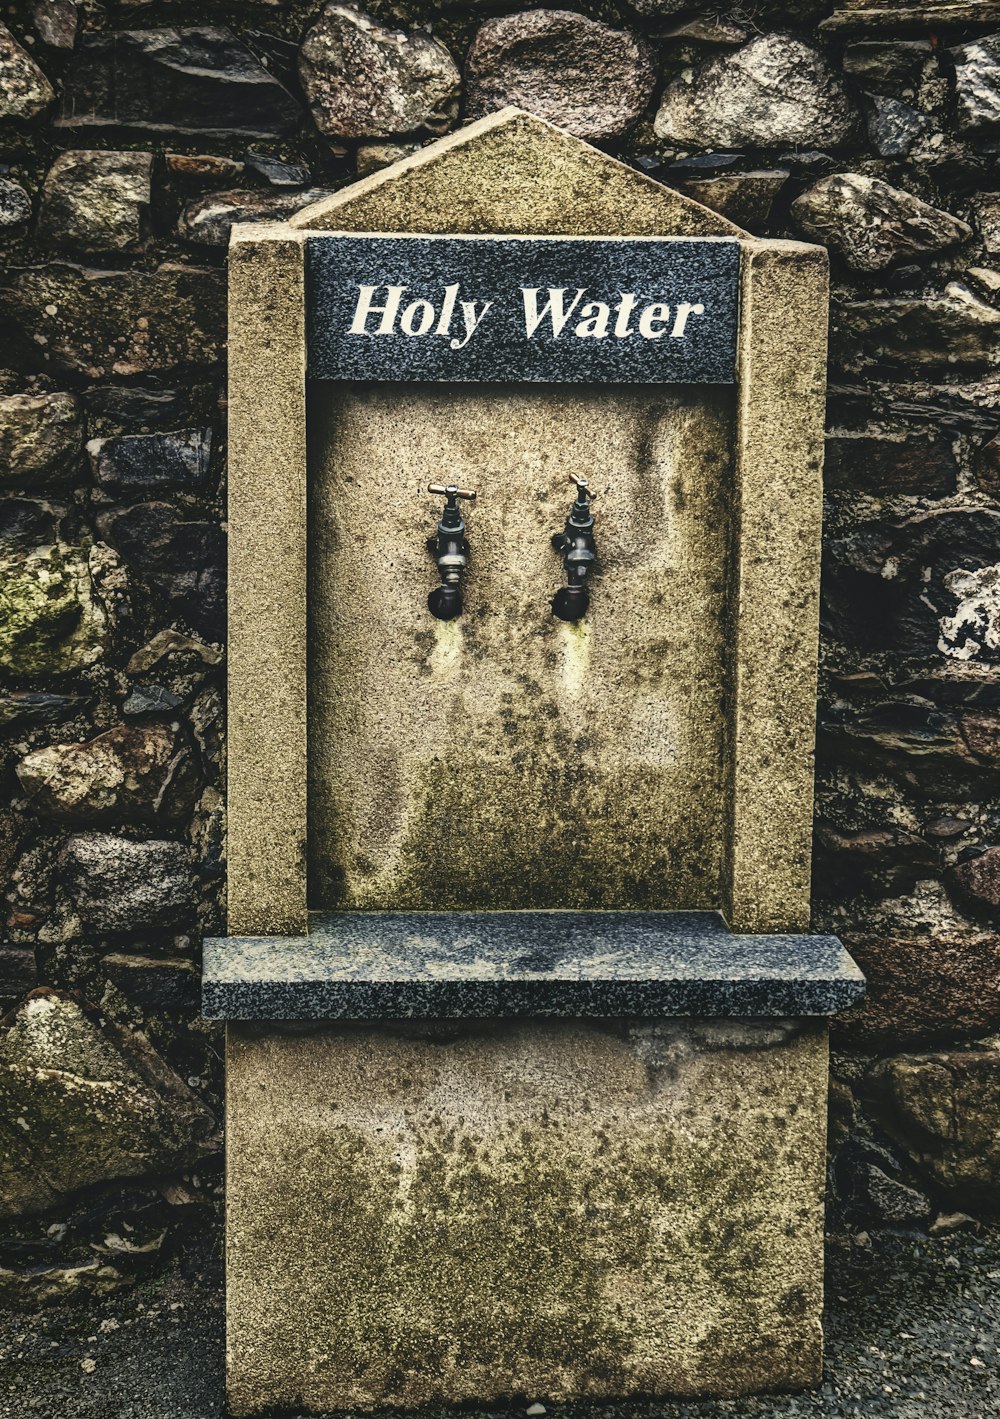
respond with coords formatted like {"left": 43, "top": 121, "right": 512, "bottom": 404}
{"left": 291, "top": 107, "right": 743, "bottom": 239}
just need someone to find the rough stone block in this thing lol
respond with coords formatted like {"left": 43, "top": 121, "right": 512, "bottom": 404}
{"left": 824, "top": 430, "right": 957, "bottom": 496}
{"left": 60, "top": 833, "right": 197, "bottom": 932}
{"left": 0, "top": 392, "right": 83, "bottom": 488}
{"left": 0, "top": 262, "right": 225, "bottom": 379}
{"left": 299, "top": 2, "right": 460, "bottom": 140}
{"left": 653, "top": 34, "right": 857, "bottom": 152}
{"left": 0, "top": 21, "right": 54, "bottom": 120}
{"left": 55, "top": 27, "right": 300, "bottom": 140}
{"left": 464, "top": 10, "right": 654, "bottom": 143}
{"left": 16, "top": 722, "right": 200, "bottom": 827}
{"left": 835, "top": 933, "right": 1000, "bottom": 1047}
{"left": 867, "top": 1045, "right": 1000, "bottom": 1208}
{"left": 0, "top": 989, "right": 217, "bottom": 1218}
{"left": 38, "top": 150, "right": 153, "bottom": 255}
{"left": 226, "top": 1017, "right": 828, "bottom": 1414}
{"left": 822, "top": 3, "right": 1000, "bottom": 32}
{"left": 87, "top": 427, "right": 212, "bottom": 496}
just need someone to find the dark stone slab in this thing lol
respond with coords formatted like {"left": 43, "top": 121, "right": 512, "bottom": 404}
{"left": 307, "top": 234, "right": 739, "bottom": 385}
{"left": 89, "top": 429, "right": 212, "bottom": 497}
{"left": 0, "top": 499, "right": 56, "bottom": 552}
{"left": 96, "top": 502, "right": 225, "bottom": 642}
{"left": 203, "top": 910, "right": 865, "bottom": 1021}
{"left": 55, "top": 28, "right": 300, "bottom": 140}
{"left": 0, "top": 692, "right": 90, "bottom": 730}
{"left": 0, "top": 945, "right": 37, "bottom": 1002}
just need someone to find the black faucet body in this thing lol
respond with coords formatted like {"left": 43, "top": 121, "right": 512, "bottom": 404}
{"left": 427, "top": 483, "right": 475, "bottom": 620}
{"left": 551, "top": 476, "right": 596, "bottom": 622}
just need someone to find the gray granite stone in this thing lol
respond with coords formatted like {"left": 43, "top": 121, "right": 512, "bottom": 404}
{"left": 203, "top": 910, "right": 865, "bottom": 1020}
{"left": 307, "top": 233, "right": 739, "bottom": 385}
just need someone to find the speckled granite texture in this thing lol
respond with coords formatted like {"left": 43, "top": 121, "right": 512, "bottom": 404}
{"left": 203, "top": 909, "right": 864, "bottom": 1019}
{"left": 306, "top": 233, "right": 740, "bottom": 383}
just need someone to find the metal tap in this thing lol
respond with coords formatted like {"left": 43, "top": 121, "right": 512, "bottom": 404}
{"left": 551, "top": 474, "right": 596, "bottom": 621}
{"left": 426, "top": 483, "right": 476, "bottom": 620}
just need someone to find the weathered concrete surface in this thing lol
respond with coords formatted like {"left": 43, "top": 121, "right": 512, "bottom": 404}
{"left": 225, "top": 1018, "right": 828, "bottom": 1414}
{"left": 727, "top": 240, "right": 828, "bottom": 933}
{"left": 308, "top": 385, "right": 733, "bottom": 910}
{"left": 226, "top": 227, "right": 307, "bottom": 935}
{"left": 291, "top": 107, "right": 741, "bottom": 238}
{"left": 231, "top": 116, "right": 827, "bottom": 928}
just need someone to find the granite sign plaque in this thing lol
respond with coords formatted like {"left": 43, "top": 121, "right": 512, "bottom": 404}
{"left": 307, "top": 234, "right": 740, "bottom": 385}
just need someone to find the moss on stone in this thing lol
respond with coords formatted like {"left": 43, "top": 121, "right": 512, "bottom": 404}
{"left": 225, "top": 1019, "right": 828, "bottom": 1413}
{"left": 0, "top": 544, "right": 105, "bottom": 681}
{"left": 0, "top": 263, "right": 225, "bottom": 379}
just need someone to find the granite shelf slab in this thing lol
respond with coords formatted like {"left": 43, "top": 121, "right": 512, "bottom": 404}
{"left": 203, "top": 910, "right": 865, "bottom": 1021}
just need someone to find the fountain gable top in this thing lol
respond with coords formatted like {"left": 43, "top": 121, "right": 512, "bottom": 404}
{"left": 288, "top": 107, "right": 744, "bottom": 240}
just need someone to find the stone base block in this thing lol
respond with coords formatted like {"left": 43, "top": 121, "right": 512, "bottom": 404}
{"left": 225, "top": 1018, "right": 828, "bottom": 1415}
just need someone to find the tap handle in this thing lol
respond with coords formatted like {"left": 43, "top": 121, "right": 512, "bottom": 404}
{"left": 552, "top": 476, "right": 597, "bottom": 622}
{"left": 427, "top": 484, "right": 475, "bottom": 621}
{"left": 428, "top": 483, "right": 477, "bottom": 504}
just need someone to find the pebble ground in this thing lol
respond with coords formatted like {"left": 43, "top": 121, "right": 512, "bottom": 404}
{"left": 1, "top": 1225, "right": 997, "bottom": 1419}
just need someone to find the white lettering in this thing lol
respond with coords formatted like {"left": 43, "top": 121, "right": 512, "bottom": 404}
{"left": 638, "top": 303, "right": 671, "bottom": 340}
{"left": 671, "top": 302, "right": 705, "bottom": 339}
{"left": 575, "top": 301, "right": 610, "bottom": 339}
{"left": 452, "top": 299, "right": 493, "bottom": 350}
{"left": 522, "top": 287, "right": 588, "bottom": 339}
{"left": 348, "top": 282, "right": 708, "bottom": 352}
{"left": 348, "top": 284, "right": 406, "bottom": 336}
{"left": 613, "top": 293, "right": 638, "bottom": 338}
{"left": 400, "top": 298, "right": 435, "bottom": 336}
{"left": 434, "top": 283, "right": 460, "bottom": 338}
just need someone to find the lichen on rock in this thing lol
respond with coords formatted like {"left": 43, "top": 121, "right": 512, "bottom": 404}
{"left": 299, "top": 3, "right": 461, "bottom": 140}
{"left": 0, "top": 543, "right": 106, "bottom": 681}
{"left": 0, "top": 988, "right": 218, "bottom": 1219}
{"left": 654, "top": 33, "right": 858, "bottom": 150}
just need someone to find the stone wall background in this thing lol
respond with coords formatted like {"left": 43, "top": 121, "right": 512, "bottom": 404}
{"left": 1, "top": 0, "right": 999, "bottom": 1299}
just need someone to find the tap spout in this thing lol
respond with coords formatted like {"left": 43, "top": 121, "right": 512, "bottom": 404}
{"left": 427, "top": 483, "right": 476, "bottom": 620}
{"left": 551, "top": 475, "right": 596, "bottom": 622}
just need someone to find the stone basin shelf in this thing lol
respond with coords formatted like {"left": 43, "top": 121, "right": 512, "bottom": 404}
{"left": 203, "top": 910, "right": 864, "bottom": 1020}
